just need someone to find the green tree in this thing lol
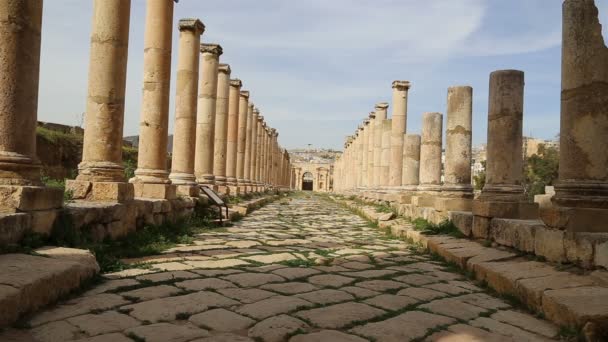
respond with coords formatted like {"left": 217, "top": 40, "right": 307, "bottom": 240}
{"left": 523, "top": 144, "right": 559, "bottom": 199}
{"left": 473, "top": 161, "right": 486, "bottom": 190}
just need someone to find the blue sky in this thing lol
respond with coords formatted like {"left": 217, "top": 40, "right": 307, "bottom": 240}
{"left": 38, "top": 0, "right": 608, "bottom": 150}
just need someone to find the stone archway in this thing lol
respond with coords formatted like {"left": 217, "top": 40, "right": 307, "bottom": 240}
{"left": 302, "top": 172, "right": 314, "bottom": 191}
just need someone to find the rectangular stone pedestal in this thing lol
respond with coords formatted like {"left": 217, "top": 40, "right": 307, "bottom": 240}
{"left": 66, "top": 180, "right": 134, "bottom": 203}
{"left": 175, "top": 184, "right": 200, "bottom": 197}
{"left": 217, "top": 185, "right": 230, "bottom": 195}
{"left": 132, "top": 183, "right": 176, "bottom": 200}
{"left": 541, "top": 206, "right": 608, "bottom": 233}
{"left": 228, "top": 185, "right": 240, "bottom": 196}
{"left": 0, "top": 185, "right": 64, "bottom": 212}
{"left": 472, "top": 200, "right": 539, "bottom": 239}
{"left": 435, "top": 197, "right": 473, "bottom": 212}
{"left": 411, "top": 195, "right": 437, "bottom": 208}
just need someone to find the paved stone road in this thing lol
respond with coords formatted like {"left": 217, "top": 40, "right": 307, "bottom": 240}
{"left": 4, "top": 193, "right": 562, "bottom": 342}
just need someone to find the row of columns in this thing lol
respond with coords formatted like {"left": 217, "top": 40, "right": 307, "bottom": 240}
{"left": 334, "top": 0, "right": 607, "bottom": 233}
{"left": 0, "top": 0, "right": 292, "bottom": 213}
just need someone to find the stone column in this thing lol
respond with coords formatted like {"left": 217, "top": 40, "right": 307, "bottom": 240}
{"left": 360, "top": 119, "right": 369, "bottom": 188}
{"left": 237, "top": 99, "right": 253, "bottom": 193}
{"left": 542, "top": 0, "right": 608, "bottom": 232}
{"left": 131, "top": 0, "right": 175, "bottom": 199}
{"left": 399, "top": 134, "right": 421, "bottom": 205}
{"left": 414, "top": 112, "right": 443, "bottom": 207}
{"left": 66, "top": 0, "right": 133, "bottom": 203}
{"left": 389, "top": 81, "right": 411, "bottom": 187}
{"left": 366, "top": 112, "right": 376, "bottom": 188}
{"left": 373, "top": 103, "right": 389, "bottom": 187}
{"left": 473, "top": 70, "right": 537, "bottom": 239}
{"left": 225, "top": 79, "right": 241, "bottom": 194}
{"left": 249, "top": 106, "right": 258, "bottom": 191}
{"left": 212, "top": 64, "right": 231, "bottom": 193}
{"left": 254, "top": 114, "right": 263, "bottom": 191}
{"left": 238, "top": 92, "right": 250, "bottom": 193}
{"left": 437, "top": 86, "right": 474, "bottom": 211}
{"left": 0, "top": 0, "right": 63, "bottom": 214}
{"left": 169, "top": 19, "right": 205, "bottom": 197}
{"left": 380, "top": 119, "right": 392, "bottom": 187}
{"left": 194, "top": 43, "right": 222, "bottom": 189}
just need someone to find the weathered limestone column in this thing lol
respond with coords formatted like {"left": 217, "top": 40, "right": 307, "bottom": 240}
{"left": 246, "top": 102, "right": 258, "bottom": 192}
{"left": 194, "top": 43, "right": 222, "bottom": 188}
{"left": 542, "top": 0, "right": 608, "bottom": 232}
{"left": 373, "top": 103, "right": 389, "bottom": 187}
{"left": 0, "top": 0, "right": 63, "bottom": 214}
{"left": 473, "top": 70, "right": 537, "bottom": 238}
{"left": 254, "top": 114, "right": 263, "bottom": 191}
{"left": 66, "top": 0, "right": 133, "bottom": 203}
{"left": 366, "top": 112, "right": 376, "bottom": 188}
{"left": 437, "top": 86, "right": 474, "bottom": 211}
{"left": 360, "top": 119, "right": 370, "bottom": 188}
{"left": 402, "top": 134, "right": 421, "bottom": 184}
{"left": 243, "top": 103, "right": 254, "bottom": 190}
{"left": 225, "top": 79, "right": 242, "bottom": 194}
{"left": 413, "top": 112, "right": 443, "bottom": 207}
{"left": 237, "top": 92, "right": 250, "bottom": 193}
{"left": 212, "top": 64, "right": 231, "bottom": 193}
{"left": 169, "top": 19, "right": 205, "bottom": 197}
{"left": 389, "top": 81, "right": 411, "bottom": 187}
{"left": 260, "top": 125, "right": 268, "bottom": 188}
{"left": 131, "top": 0, "right": 176, "bottom": 199}
{"left": 380, "top": 119, "right": 392, "bottom": 187}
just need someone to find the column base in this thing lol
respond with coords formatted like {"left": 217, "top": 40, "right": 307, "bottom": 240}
{"left": 472, "top": 199, "right": 539, "bottom": 239}
{"left": 175, "top": 184, "right": 200, "bottom": 197}
{"left": 0, "top": 185, "right": 63, "bottom": 212}
{"left": 132, "top": 183, "right": 177, "bottom": 200}
{"left": 411, "top": 195, "right": 438, "bottom": 208}
{"left": 228, "top": 185, "right": 240, "bottom": 196}
{"left": 66, "top": 180, "right": 134, "bottom": 203}
{"left": 434, "top": 197, "right": 473, "bottom": 212}
{"left": 216, "top": 185, "right": 230, "bottom": 196}
{"left": 541, "top": 206, "right": 608, "bottom": 233}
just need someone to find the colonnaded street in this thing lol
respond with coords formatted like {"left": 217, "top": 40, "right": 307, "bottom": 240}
{"left": 2, "top": 194, "right": 561, "bottom": 342}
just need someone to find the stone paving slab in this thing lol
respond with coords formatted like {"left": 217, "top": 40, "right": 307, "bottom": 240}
{"left": 1, "top": 194, "right": 568, "bottom": 341}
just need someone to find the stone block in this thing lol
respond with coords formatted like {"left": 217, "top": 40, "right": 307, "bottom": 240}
{"left": 489, "top": 219, "right": 538, "bottom": 253}
{"left": 595, "top": 240, "right": 608, "bottom": 269}
{"left": 91, "top": 182, "right": 134, "bottom": 202}
{"left": 133, "top": 183, "right": 176, "bottom": 200}
{"left": 473, "top": 200, "right": 538, "bottom": 220}
{"left": 449, "top": 211, "right": 473, "bottom": 237}
{"left": 564, "top": 233, "right": 603, "bottom": 268}
{"left": 397, "top": 193, "right": 413, "bottom": 204}
{"left": 541, "top": 286, "right": 608, "bottom": 329}
{"left": 175, "top": 184, "right": 199, "bottom": 197}
{"left": 65, "top": 180, "right": 92, "bottom": 199}
{"left": 534, "top": 193, "right": 554, "bottom": 209}
{"left": 0, "top": 252, "right": 99, "bottom": 327}
{"left": 217, "top": 185, "right": 230, "bottom": 195}
{"left": 435, "top": 197, "right": 473, "bottom": 212}
{"left": 472, "top": 216, "right": 491, "bottom": 239}
{"left": 411, "top": 195, "right": 436, "bottom": 208}
{"left": 30, "top": 209, "right": 58, "bottom": 236}
{"left": 0, "top": 185, "right": 63, "bottom": 212}
{"left": 228, "top": 185, "right": 240, "bottom": 196}
{"left": 534, "top": 227, "right": 566, "bottom": 263}
{"left": 0, "top": 213, "right": 30, "bottom": 246}
{"left": 541, "top": 206, "right": 608, "bottom": 233}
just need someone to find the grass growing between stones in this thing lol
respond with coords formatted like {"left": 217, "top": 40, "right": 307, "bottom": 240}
{"left": 411, "top": 218, "right": 464, "bottom": 238}
{"left": 48, "top": 205, "right": 221, "bottom": 273}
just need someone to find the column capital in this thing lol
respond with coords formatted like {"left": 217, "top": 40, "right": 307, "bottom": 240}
{"left": 218, "top": 63, "right": 231, "bottom": 74}
{"left": 230, "top": 78, "right": 242, "bottom": 87}
{"left": 249, "top": 102, "right": 255, "bottom": 109}
{"left": 392, "top": 80, "right": 411, "bottom": 90}
{"left": 201, "top": 43, "right": 223, "bottom": 56}
{"left": 368, "top": 111, "right": 376, "bottom": 119}
{"left": 254, "top": 108, "right": 261, "bottom": 115}
{"left": 364, "top": 119, "right": 370, "bottom": 125}
{"left": 257, "top": 115, "right": 264, "bottom": 122}
{"left": 178, "top": 18, "right": 205, "bottom": 34}
{"left": 375, "top": 102, "right": 389, "bottom": 110}
{"left": 240, "top": 90, "right": 250, "bottom": 99}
